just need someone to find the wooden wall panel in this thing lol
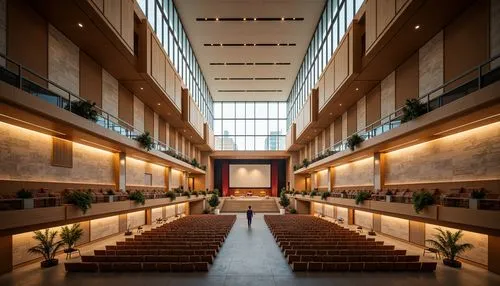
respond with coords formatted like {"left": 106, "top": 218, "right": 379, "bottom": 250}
{"left": 318, "top": 76, "right": 325, "bottom": 109}
{"left": 144, "top": 105, "right": 154, "bottom": 135}
{"left": 174, "top": 76, "right": 182, "bottom": 110}
{"left": 347, "top": 104, "right": 357, "bottom": 136}
{"left": 489, "top": 235, "right": 500, "bottom": 274}
{"left": 366, "top": 85, "right": 381, "bottom": 127}
{"left": 169, "top": 126, "right": 176, "bottom": 148}
{"left": 365, "top": 0, "right": 378, "bottom": 51}
{"left": 92, "top": 0, "right": 104, "bottom": 12}
{"left": 334, "top": 38, "right": 349, "bottom": 91}
{"left": 166, "top": 63, "right": 175, "bottom": 99}
{"left": 79, "top": 51, "right": 102, "bottom": 107}
{"left": 334, "top": 117, "right": 342, "bottom": 144}
{"left": 121, "top": 0, "right": 134, "bottom": 49}
{"left": 151, "top": 39, "right": 166, "bottom": 90}
{"left": 444, "top": 0, "right": 489, "bottom": 89}
{"left": 324, "top": 62, "right": 335, "bottom": 100}
{"left": 0, "top": 235, "right": 12, "bottom": 274}
{"left": 104, "top": 0, "right": 121, "bottom": 33}
{"left": 377, "top": 0, "right": 396, "bottom": 36}
{"left": 409, "top": 220, "right": 425, "bottom": 246}
{"left": 395, "top": 52, "right": 419, "bottom": 109}
{"left": 118, "top": 84, "right": 134, "bottom": 126}
{"left": 7, "top": 0, "right": 48, "bottom": 79}
{"left": 159, "top": 117, "right": 166, "bottom": 144}
{"left": 52, "top": 137, "right": 72, "bottom": 168}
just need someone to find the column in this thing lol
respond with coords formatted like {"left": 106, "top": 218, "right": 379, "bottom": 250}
{"left": 373, "top": 152, "right": 385, "bottom": 191}
{"left": 113, "top": 152, "right": 126, "bottom": 191}
{"left": 329, "top": 166, "right": 335, "bottom": 192}
{"left": 165, "top": 167, "right": 171, "bottom": 191}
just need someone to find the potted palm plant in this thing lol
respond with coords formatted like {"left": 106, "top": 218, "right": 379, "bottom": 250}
{"left": 129, "top": 191, "right": 146, "bottom": 205}
{"left": 16, "top": 189, "right": 34, "bottom": 209}
{"left": 28, "top": 229, "right": 64, "bottom": 268}
{"left": 279, "top": 190, "right": 290, "bottom": 214}
{"left": 346, "top": 134, "right": 364, "bottom": 151}
{"left": 64, "top": 190, "right": 93, "bottom": 214}
{"left": 401, "top": 98, "right": 427, "bottom": 123}
{"left": 135, "top": 132, "right": 154, "bottom": 151}
{"left": 426, "top": 228, "right": 474, "bottom": 268}
{"left": 412, "top": 191, "right": 434, "bottom": 214}
{"left": 355, "top": 191, "right": 371, "bottom": 205}
{"left": 60, "top": 223, "right": 83, "bottom": 255}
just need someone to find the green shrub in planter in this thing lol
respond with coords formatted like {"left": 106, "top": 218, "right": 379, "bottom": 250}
{"left": 279, "top": 190, "right": 290, "bottom": 208}
{"left": 309, "top": 190, "right": 318, "bottom": 197}
{"left": 346, "top": 134, "right": 364, "bottom": 151}
{"left": 401, "top": 98, "right": 427, "bottom": 123}
{"left": 200, "top": 190, "right": 207, "bottom": 196}
{"left": 301, "top": 191, "right": 307, "bottom": 197}
{"left": 192, "top": 190, "right": 199, "bottom": 197}
{"left": 355, "top": 191, "right": 371, "bottom": 205}
{"left": 16, "top": 189, "right": 33, "bottom": 199}
{"left": 182, "top": 191, "right": 191, "bottom": 198}
{"left": 166, "top": 191, "right": 176, "bottom": 202}
{"left": 65, "top": 100, "right": 98, "bottom": 122}
{"left": 321, "top": 192, "right": 331, "bottom": 201}
{"left": 213, "top": 189, "right": 220, "bottom": 196}
{"left": 471, "top": 189, "right": 486, "bottom": 199}
{"left": 302, "top": 158, "right": 310, "bottom": 168}
{"left": 129, "top": 191, "right": 146, "bottom": 205}
{"left": 412, "top": 191, "right": 434, "bottom": 213}
{"left": 208, "top": 193, "right": 220, "bottom": 208}
{"left": 290, "top": 208, "right": 297, "bottom": 214}
{"left": 65, "top": 190, "right": 93, "bottom": 214}
{"left": 426, "top": 228, "right": 473, "bottom": 268}
{"left": 135, "top": 132, "right": 154, "bottom": 151}
{"left": 202, "top": 208, "right": 210, "bottom": 214}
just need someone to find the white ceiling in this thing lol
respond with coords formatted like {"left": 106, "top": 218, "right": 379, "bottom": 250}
{"left": 174, "top": 0, "right": 326, "bottom": 101}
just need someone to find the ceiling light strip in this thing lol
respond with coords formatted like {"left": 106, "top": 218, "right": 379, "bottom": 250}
{"left": 214, "top": 77, "right": 286, "bottom": 81}
{"left": 204, "top": 43, "right": 296, "bottom": 47}
{"left": 196, "top": 17, "right": 304, "bottom": 22}
{"left": 217, "top": 90, "right": 283, "bottom": 93}
{"left": 209, "top": 62, "right": 291, "bottom": 65}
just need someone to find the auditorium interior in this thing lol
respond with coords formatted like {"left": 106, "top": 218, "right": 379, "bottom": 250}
{"left": 0, "top": 0, "right": 500, "bottom": 285}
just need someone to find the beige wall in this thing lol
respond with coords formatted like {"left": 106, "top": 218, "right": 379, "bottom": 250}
{"left": 356, "top": 96, "right": 366, "bottom": 131}
{"left": 133, "top": 95, "right": 145, "bottom": 132}
{"left": 90, "top": 215, "right": 119, "bottom": 240}
{"left": 354, "top": 210, "right": 373, "bottom": 230}
{"left": 126, "top": 157, "right": 165, "bottom": 187}
{"left": 127, "top": 210, "right": 145, "bottom": 229}
{"left": 381, "top": 215, "right": 409, "bottom": 241}
{"left": 170, "top": 168, "right": 183, "bottom": 189}
{"left": 333, "top": 157, "right": 374, "bottom": 187}
{"left": 101, "top": 69, "right": 119, "bottom": 120}
{"left": 384, "top": 122, "right": 500, "bottom": 185}
{"left": 0, "top": 122, "right": 114, "bottom": 185}
{"left": 315, "top": 169, "right": 329, "bottom": 189}
{"left": 380, "top": 71, "right": 395, "bottom": 122}
{"left": 419, "top": 31, "right": 444, "bottom": 99}
{"left": 48, "top": 24, "right": 79, "bottom": 97}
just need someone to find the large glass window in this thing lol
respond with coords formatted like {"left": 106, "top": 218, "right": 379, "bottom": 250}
{"left": 286, "top": 0, "right": 362, "bottom": 128}
{"left": 214, "top": 102, "right": 287, "bottom": 151}
{"left": 139, "top": 0, "right": 214, "bottom": 127}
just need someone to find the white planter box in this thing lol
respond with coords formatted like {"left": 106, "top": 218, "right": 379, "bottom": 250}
{"left": 469, "top": 199, "right": 479, "bottom": 210}
{"left": 215, "top": 209, "right": 220, "bottom": 215}
{"left": 280, "top": 209, "right": 285, "bottom": 215}
{"left": 23, "top": 198, "right": 34, "bottom": 209}
{"left": 386, "top": 195, "right": 392, "bottom": 203}
{"left": 108, "top": 195, "right": 114, "bottom": 203}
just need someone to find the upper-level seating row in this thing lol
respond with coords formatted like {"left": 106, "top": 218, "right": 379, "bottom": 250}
{"left": 0, "top": 188, "right": 182, "bottom": 210}
{"left": 65, "top": 215, "right": 236, "bottom": 273}
{"left": 312, "top": 187, "right": 500, "bottom": 210}
{"left": 264, "top": 215, "right": 437, "bottom": 272}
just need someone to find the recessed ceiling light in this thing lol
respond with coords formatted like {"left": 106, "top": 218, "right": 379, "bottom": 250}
{"left": 78, "top": 23, "right": 83, "bottom": 28}
{"left": 339, "top": 103, "right": 342, "bottom": 106}
{"left": 204, "top": 18, "right": 207, "bottom": 20}
{"left": 243, "top": 18, "right": 247, "bottom": 21}
{"left": 183, "top": 130, "right": 186, "bottom": 132}
{"left": 140, "top": 87, "right": 143, "bottom": 90}
{"left": 216, "top": 17, "right": 219, "bottom": 21}
{"left": 254, "top": 18, "right": 257, "bottom": 21}
{"left": 281, "top": 17, "right": 285, "bottom": 21}
{"left": 157, "top": 103, "right": 161, "bottom": 106}
{"left": 355, "top": 88, "right": 359, "bottom": 91}
{"left": 329, "top": 112, "right": 333, "bottom": 115}
{"left": 414, "top": 25, "right": 420, "bottom": 30}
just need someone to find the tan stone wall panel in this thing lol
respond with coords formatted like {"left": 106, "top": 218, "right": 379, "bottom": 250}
{"left": 133, "top": 96, "right": 145, "bottom": 132}
{"left": 356, "top": 96, "right": 366, "bottom": 131}
{"left": 48, "top": 24, "right": 79, "bottom": 96}
{"left": 334, "top": 157, "right": 374, "bottom": 187}
{"left": 419, "top": 31, "right": 443, "bottom": 99}
{"left": 102, "top": 69, "right": 119, "bottom": 120}
{"left": 381, "top": 215, "right": 409, "bottom": 240}
{"left": 380, "top": 71, "right": 395, "bottom": 122}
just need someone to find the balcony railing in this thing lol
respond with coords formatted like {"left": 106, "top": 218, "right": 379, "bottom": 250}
{"left": 307, "top": 54, "right": 500, "bottom": 166}
{"left": 0, "top": 53, "right": 202, "bottom": 170}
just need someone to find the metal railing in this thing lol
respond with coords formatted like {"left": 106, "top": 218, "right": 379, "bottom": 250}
{"left": 309, "top": 54, "right": 500, "bottom": 164}
{"left": 0, "top": 53, "right": 198, "bottom": 168}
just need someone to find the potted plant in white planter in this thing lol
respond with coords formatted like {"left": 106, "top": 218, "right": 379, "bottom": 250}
{"left": 426, "top": 228, "right": 473, "bottom": 268}
{"left": 340, "top": 190, "right": 347, "bottom": 199}
{"left": 279, "top": 190, "right": 290, "bottom": 215}
{"left": 385, "top": 190, "right": 393, "bottom": 202}
{"left": 106, "top": 189, "right": 115, "bottom": 203}
{"left": 16, "top": 189, "right": 34, "bottom": 209}
{"left": 469, "top": 189, "right": 486, "bottom": 210}
{"left": 28, "top": 229, "right": 64, "bottom": 268}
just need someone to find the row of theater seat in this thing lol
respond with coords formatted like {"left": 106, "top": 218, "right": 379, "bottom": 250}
{"left": 65, "top": 215, "right": 236, "bottom": 272}
{"left": 264, "top": 215, "right": 437, "bottom": 272}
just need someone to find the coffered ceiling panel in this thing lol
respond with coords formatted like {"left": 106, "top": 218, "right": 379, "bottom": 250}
{"left": 174, "top": 0, "right": 326, "bottom": 101}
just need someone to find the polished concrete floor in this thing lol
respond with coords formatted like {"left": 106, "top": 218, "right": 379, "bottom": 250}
{"left": 1, "top": 213, "right": 499, "bottom": 286}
